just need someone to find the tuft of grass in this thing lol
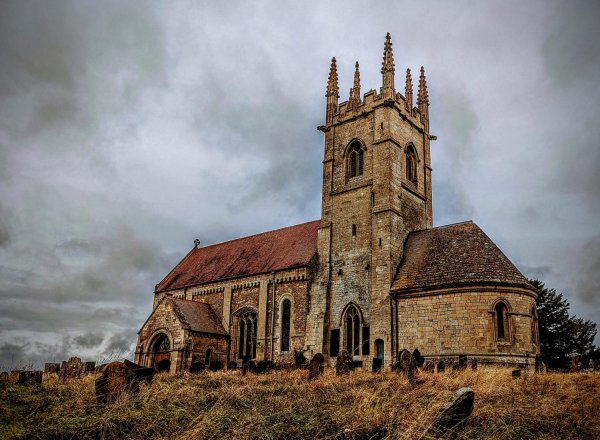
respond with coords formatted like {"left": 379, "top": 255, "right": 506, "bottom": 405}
{"left": 1, "top": 368, "right": 598, "bottom": 439}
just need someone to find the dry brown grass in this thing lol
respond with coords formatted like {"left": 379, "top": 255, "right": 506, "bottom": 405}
{"left": 1, "top": 368, "right": 598, "bottom": 439}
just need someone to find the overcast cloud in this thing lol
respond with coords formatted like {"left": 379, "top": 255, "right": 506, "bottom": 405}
{"left": 0, "top": 0, "right": 598, "bottom": 369}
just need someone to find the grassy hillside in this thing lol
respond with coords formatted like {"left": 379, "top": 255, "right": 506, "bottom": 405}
{"left": 1, "top": 368, "right": 598, "bottom": 439}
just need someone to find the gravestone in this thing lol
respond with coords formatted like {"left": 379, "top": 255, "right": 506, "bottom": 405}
{"left": 399, "top": 350, "right": 418, "bottom": 382}
{"left": 17, "top": 370, "right": 43, "bottom": 385}
{"left": 190, "top": 361, "right": 205, "bottom": 373}
{"left": 412, "top": 349, "right": 425, "bottom": 367}
{"left": 95, "top": 360, "right": 153, "bottom": 405}
{"left": 43, "top": 362, "right": 60, "bottom": 381}
{"left": 372, "top": 357, "right": 383, "bottom": 373}
{"left": 571, "top": 356, "right": 580, "bottom": 372}
{"left": 426, "top": 387, "right": 475, "bottom": 437}
{"left": 456, "top": 355, "right": 468, "bottom": 370}
{"left": 335, "top": 350, "right": 352, "bottom": 376}
{"left": 392, "top": 349, "right": 409, "bottom": 372}
{"left": 308, "top": 353, "right": 325, "bottom": 380}
{"left": 422, "top": 361, "right": 435, "bottom": 373}
{"left": 471, "top": 358, "right": 478, "bottom": 370}
{"left": 436, "top": 360, "right": 446, "bottom": 373}
{"left": 512, "top": 369, "right": 521, "bottom": 378}
{"left": 59, "top": 357, "right": 96, "bottom": 381}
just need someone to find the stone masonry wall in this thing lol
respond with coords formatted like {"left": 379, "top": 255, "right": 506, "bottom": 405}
{"left": 396, "top": 286, "right": 539, "bottom": 364}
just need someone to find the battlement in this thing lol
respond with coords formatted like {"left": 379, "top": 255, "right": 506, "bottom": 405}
{"left": 325, "top": 33, "right": 430, "bottom": 133}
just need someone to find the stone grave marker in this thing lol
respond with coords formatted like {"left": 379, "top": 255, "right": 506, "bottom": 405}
{"left": 436, "top": 360, "right": 446, "bottom": 373}
{"left": 17, "top": 371, "right": 43, "bottom": 385}
{"left": 426, "top": 387, "right": 475, "bottom": 437}
{"left": 308, "top": 353, "right": 325, "bottom": 380}
{"left": 335, "top": 350, "right": 352, "bottom": 376}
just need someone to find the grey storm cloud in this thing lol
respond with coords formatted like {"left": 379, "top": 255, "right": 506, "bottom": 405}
{"left": 1, "top": 0, "right": 599, "bottom": 369}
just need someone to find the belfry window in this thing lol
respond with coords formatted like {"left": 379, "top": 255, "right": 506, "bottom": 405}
{"left": 406, "top": 144, "right": 417, "bottom": 184}
{"left": 344, "top": 305, "right": 361, "bottom": 356}
{"left": 494, "top": 301, "right": 509, "bottom": 341}
{"left": 347, "top": 141, "right": 364, "bottom": 178}
{"left": 280, "top": 298, "right": 291, "bottom": 352}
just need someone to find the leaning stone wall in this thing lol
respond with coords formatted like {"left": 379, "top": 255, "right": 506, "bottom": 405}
{"left": 396, "top": 286, "right": 538, "bottom": 365}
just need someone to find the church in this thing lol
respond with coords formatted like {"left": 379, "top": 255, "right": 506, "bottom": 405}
{"left": 135, "top": 34, "right": 540, "bottom": 373}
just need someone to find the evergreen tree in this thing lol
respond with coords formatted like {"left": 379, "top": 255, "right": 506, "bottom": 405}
{"left": 530, "top": 279, "right": 597, "bottom": 370}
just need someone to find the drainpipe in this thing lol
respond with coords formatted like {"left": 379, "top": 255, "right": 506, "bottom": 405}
{"left": 270, "top": 271, "right": 276, "bottom": 361}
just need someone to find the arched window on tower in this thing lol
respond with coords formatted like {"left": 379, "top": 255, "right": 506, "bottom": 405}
{"left": 347, "top": 141, "right": 364, "bottom": 179}
{"left": 494, "top": 301, "right": 510, "bottom": 341}
{"left": 406, "top": 144, "right": 417, "bottom": 185}
{"left": 344, "top": 305, "right": 361, "bottom": 356}
{"left": 280, "top": 298, "right": 291, "bottom": 352}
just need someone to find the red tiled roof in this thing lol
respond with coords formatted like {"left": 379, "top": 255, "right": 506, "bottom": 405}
{"left": 171, "top": 298, "right": 227, "bottom": 336}
{"left": 156, "top": 220, "right": 320, "bottom": 292}
{"left": 391, "top": 221, "right": 535, "bottom": 294}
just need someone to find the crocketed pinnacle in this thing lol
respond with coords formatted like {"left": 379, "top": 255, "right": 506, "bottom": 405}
{"left": 417, "top": 66, "right": 429, "bottom": 106}
{"left": 351, "top": 61, "right": 361, "bottom": 105}
{"left": 326, "top": 57, "right": 339, "bottom": 97}
{"left": 381, "top": 32, "right": 395, "bottom": 74}
{"left": 405, "top": 68, "right": 413, "bottom": 110}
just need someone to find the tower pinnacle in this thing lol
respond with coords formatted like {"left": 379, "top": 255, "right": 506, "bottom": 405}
{"left": 405, "top": 68, "right": 413, "bottom": 113}
{"left": 417, "top": 66, "right": 429, "bottom": 128}
{"left": 381, "top": 32, "right": 395, "bottom": 100}
{"left": 325, "top": 57, "right": 339, "bottom": 125}
{"left": 348, "top": 61, "right": 361, "bottom": 110}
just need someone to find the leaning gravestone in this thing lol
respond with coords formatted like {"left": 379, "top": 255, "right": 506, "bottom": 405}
{"left": 59, "top": 357, "right": 95, "bottom": 381}
{"left": 422, "top": 361, "right": 435, "bottom": 373}
{"left": 399, "top": 350, "right": 418, "bottom": 382}
{"left": 412, "top": 349, "right": 425, "bottom": 367}
{"left": 95, "top": 360, "right": 153, "bottom": 405}
{"left": 308, "top": 353, "right": 325, "bottom": 380}
{"left": 436, "top": 360, "right": 446, "bottom": 373}
{"left": 426, "top": 387, "right": 475, "bottom": 437}
{"left": 335, "top": 350, "right": 352, "bottom": 376}
{"left": 471, "top": 358, "right": 478, "bottom": 370}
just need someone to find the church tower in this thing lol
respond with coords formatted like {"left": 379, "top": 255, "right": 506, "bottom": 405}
{"left": 305, "top": 34, "right": 434, "bottom": 366}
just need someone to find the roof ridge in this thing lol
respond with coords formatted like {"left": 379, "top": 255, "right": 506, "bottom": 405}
{"left": 410, "top": 220, "right": 474, "bottom": 235}
{"left": 194, "top": 219, "right": 320, "bottom": 251}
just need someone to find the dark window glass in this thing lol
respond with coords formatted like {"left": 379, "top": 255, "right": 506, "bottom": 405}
{"left": 362, "top": 326, "right": 370, "bottom": 355}
{"left": 280, "top": 299, "right": 291, "bottom": 352}
{"left": 238, "top": 321, "right": 245, "bottom": 358}
{"left": 495, "top": 302, "right": 507, "bottom": 340}
{"left": 330, "top": 329, "right": 340, "bottom": 357}
{"left": 352, "top": 224, "right": 356, "bottom": 236}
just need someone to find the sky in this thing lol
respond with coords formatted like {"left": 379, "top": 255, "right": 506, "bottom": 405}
{"left": 0, "top": 0, "right": 598, "bottom": 369}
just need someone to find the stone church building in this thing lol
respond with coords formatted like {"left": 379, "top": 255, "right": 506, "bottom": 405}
{"left": 135, "top": 34, "right": 539, "bottom": 373}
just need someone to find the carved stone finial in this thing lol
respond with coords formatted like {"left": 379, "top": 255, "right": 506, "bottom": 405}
{"left": 405, "top": 68, "right": 413, "bottom": 113}
{"left": 348, "top": 61, "right": 361, "bottom": 109}
{"left": 417, "top": 66, "right": 429, "bottom": 106}
{"left": 194, "top": 239, "right": 201, "bottom": 248}
{"left": 326, "top": 57, "right": 339, "bottom": 97}
{"left": 381, "top": 33, "right": 395, "bottom": 99}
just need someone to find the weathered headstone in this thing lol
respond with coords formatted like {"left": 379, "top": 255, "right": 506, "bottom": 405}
{"left": 17, "top": 370, "right": 43, "bottom": 385}
{"left": 95, "top": 360, "right": 153, "bottom": 405}
{"left": 512, "top": 369, "right": 521, "bottom": 378}
{"left": 392, "top": 349, "right": 409, "bottom": 372}
{"left": 44, "top": 363, "right": 60, "bottom": 374}
{"left": 335, "top": 350, "right": 352, "bottom": 376}
{"left": 59, "top": 357, "right": 96, "bottom": 381}
{"left": 398, "top": 350, "right": 417, "bottom": 382}
{"left": 308, "top": 353, "right": 325, "bottom": 380}
{"left": 571, "top": 356, "right": 580, "bottom": 373}
{"left": 190, "top": 361, "right": 205, "bottom": 373}
{"left": 412, "top": 349, "right": 425, "bottom": 367}
{"left": 436, "top": 360, "right": 446, "bottom": 373}
{"left": 372, "top": 357, "right": 383, "bottom": 373}
{"left": 422, "top": 361, "right": 435, "bottom": 373}
{"left": 426, "top": 387, "right": 475, "bottom": 437}
{"left": 471, "top": 358, "right": 478, "bottom": 370}
{"left": 456, "top": 355, "right": 468, "bottom": 370}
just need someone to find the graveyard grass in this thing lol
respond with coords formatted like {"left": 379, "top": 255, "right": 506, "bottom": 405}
{"left": 1, "top": 368, "right": 599, "bottom": 439}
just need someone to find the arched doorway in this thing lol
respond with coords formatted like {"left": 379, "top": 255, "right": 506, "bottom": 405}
{"left": 151, "top": 333, "right": 171, "bottom": 372}
{"left": 373, "top": 339, "right": 384, "bottom": 372}
{"left": 235, "top": 309, "right": 258, "bottom": 363}
{"left": 205, "top": 348, "right": 212, "bottom": 369}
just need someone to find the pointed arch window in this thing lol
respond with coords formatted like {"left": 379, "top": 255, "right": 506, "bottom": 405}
{"left": 494, "top": 301, "right": 509, "bottom": 341}
{"left": 347, "top": 141, "right": 364, "bottom": 179}
{"left": 406, "top": 144, "right": 417, "bottom": 185}
{"left": 237, "top": 309, "right": 257, "bottom": 360}
{"left": 280, "top": 298, "right": 291, "bottom": 352}
{"left": 344, "top": 305, "right": 361, "bottom": 356}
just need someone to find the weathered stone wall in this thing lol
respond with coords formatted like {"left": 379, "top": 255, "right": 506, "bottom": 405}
{"left": 395, "top": 286, "right": 539, "bottom": 365}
